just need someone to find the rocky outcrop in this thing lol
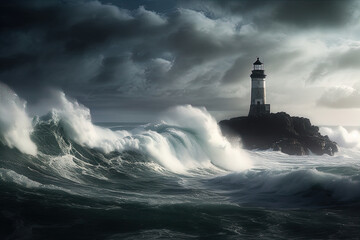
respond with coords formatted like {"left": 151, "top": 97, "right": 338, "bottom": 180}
{"left": 219, "top": 112, "right": 338, "bottom": 156}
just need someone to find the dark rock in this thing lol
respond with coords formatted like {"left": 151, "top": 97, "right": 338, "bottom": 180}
{"left": 273, "top": 138, "right": 309, "bottom": 155}
{"left": 219, "top": 112, "right": 338, "bottom": 156}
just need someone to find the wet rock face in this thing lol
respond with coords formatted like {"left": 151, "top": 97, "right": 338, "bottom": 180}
{"left": 219, "top": 112, "right": 338, "bottom": 156}
{"left": 273, "top": 138, "right": 309, "bottom": 156}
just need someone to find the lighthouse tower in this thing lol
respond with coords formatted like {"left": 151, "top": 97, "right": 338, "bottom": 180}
{"left": 248, "top": 57, "right": 270, "bottom": 116}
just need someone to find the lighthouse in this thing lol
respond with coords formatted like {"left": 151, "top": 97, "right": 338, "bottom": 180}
{"left": 248, "top": 57, "right": 270, "bottom": 116}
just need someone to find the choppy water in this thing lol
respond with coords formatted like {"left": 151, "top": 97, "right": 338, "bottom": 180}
{"left": 1, "top": 85, "right": 360, "bottom": 239}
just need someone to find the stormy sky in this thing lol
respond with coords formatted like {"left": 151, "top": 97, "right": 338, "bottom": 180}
{"left": 1, "top": 0, "right": 360, "bottom": 125}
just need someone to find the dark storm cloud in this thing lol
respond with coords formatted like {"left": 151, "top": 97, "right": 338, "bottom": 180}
{"left": 272, "top": 0, "right": 354, "bottom": 28}
{"left": 194, "top": 0, "right": 357, "bottom": 29}
{"left": 0, "top": 0, "right": 359, "bottom": 120}
{"left": 0, "top": 1, "right": 167, "bottom": 92}
{"left": 222, "top": 56, "right": 251, "bottom": 84}
{"left": 56, "top": 6, "right": 168, "bottom": 54}
{"left": 0, "top": 1, "right": 60, "bottom": 32}
{"left": 309, "top": 48, "right": 360, "bottom": 82}
{"left": 0, "top": 54, "right": 35, "bottom": 72}
{"left": 92, "top": 56, "right": 132, "bottom": 84}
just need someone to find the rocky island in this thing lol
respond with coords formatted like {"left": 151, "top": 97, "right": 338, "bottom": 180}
{"left": 219, "top": 112, "right": 338, "bottom": 156}
{"left": 221, "top": 58, "right": 338, "bottom": 155}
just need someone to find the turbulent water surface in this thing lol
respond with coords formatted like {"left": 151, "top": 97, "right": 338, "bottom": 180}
{"left": 1, "top": 87, "right": 360, "bottom": 239}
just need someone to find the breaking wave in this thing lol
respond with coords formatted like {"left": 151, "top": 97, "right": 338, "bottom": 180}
{"left": 1, "top": 82, "right": 360, "bottom": 239}
{"left": 0, "top": 83, "right": 37, "bottom": 155}
{"left": 321, "top": 126, "right": 360, "bottom": 149}
{"left": 0, "top": 85, "right": 251, "bottom": 174}
{"left": 44, "top": 92, "right": 251, "bottom": 173}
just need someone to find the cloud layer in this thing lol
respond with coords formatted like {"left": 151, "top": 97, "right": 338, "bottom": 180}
{"left": 1, "top": 0, "right": 360, "bottom": 123}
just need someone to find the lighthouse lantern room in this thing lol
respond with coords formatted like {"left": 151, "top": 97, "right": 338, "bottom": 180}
{"left": 248, "top": 57, "right": 270, "bottom": 116}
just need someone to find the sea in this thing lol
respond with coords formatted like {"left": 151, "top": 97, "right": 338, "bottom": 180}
{"left": 1, "top": 87, "right": 360, "bottom": 239}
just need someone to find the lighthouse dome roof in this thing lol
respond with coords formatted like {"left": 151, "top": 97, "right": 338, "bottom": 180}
{"left": 253, "top": 57, "right": 263, "bottom": 65}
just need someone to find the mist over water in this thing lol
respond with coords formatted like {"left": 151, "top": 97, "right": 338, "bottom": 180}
{"left": 1, "top": 83, "right": 360, "bottom": 239}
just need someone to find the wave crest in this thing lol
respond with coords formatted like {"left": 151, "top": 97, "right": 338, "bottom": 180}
{"left": 210, "top": 168, "right": 360, "bottom": 207}
{"left": 31, "top": 91, "right": 251, "bottom": 173}
{"left": 320, "top": 126, "right": 360, "bottom": 149}
{"left": 0, "top": 83, "right": 37, "bottom": 155}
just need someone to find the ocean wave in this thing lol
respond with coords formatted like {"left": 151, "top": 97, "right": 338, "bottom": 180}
{"left": 209, "top": 168, "right": 360, "bottom": 206}
{"left": 320, "top": 126, "right": 360, "bottom": 149}
{"left": 0, "top": 168, "right": 66, "bottom": 192}
{"left": 45, "top": 92, "right": 251, "bottom": 173}
{"left": 0, "top": 84, "right": 250, "bottom": 173}
{"left": 0, "top": 83, "right": 37, "bottom": 155}
{"left": 2, "top": 82, "right": 360, "bottom": 209}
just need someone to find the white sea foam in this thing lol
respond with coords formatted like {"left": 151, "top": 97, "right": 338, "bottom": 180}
{"left": 46, "top": 92, "right": 251, "bottom": 173}
{"left": 50, "top": 91, "right": 133, "bottom": 153}
{"left": 0, "top": 82, "right": 37, "bottom": 155}
{"left": 161, "top": 105, "right": 251, "bottom": 171}
{"left": 320, "top": 126, "right": 360, "bottom": 149}
{"left": 0, "top": 168, "right": 67, "bottom": 192}
{"left": 0, "top": 168, "right": 42, "bottom": 188}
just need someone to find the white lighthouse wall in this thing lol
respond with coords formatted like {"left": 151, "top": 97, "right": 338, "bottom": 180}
{"left": 250, "top": 88, "right": 266, "bottom": 104}
{"left": 250, "top": 78, "right": 266, "bottom": 104}
{"left": 248, "top": 61, "right": 270, "bottom": 116}
{"left": 251, "top": 79, "right": 265, "bottom": 88}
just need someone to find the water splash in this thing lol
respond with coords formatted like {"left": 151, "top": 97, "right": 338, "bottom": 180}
{"left": 0, "top": 82, "right": 37, "bottom": 155}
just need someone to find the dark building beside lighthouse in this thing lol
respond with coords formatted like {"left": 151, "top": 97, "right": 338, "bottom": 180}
{"left": 248, "top": 57, "right": 270, "bottom": 116}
